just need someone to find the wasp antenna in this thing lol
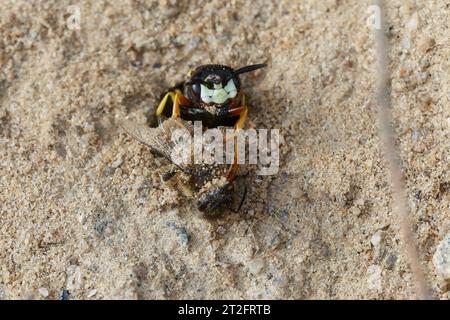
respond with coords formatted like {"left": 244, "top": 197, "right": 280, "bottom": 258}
{"left": 233, "top": 63, "right": 267, "bottom": 75}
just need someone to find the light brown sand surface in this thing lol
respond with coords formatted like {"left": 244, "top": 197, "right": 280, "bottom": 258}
{"left": 0, "top": 0, "right": 449, "bottom": 299}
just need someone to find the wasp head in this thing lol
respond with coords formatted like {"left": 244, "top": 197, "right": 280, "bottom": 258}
{"left": 185, "top": 63, "right": 266, "bottom": 106}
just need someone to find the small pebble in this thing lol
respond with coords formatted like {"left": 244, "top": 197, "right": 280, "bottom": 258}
{"left": 411, "top": 130, "right": 420, "bottom": 143}
{"left": 367, "top": 265, "right": 382, "bottom": 291}
{"left": 384, "top": 254, "right": 397, "bottom": 270}
{"left": 419, "top": 58, "right": 431, "bottom": 70}
{"left": 185, "top": 37, "right": 200, "bottom": 53}
{"left": 166, "top": 222, "right": 190, "bottom": 246}
{"left": 248, "top": 258, "right": 265, "bottom": 275}
{"left": 87, "top": 289, "right": 97, "bottom": 298}
{"left": 350, "top": 206, "right": 361, "bottom": 216}
{"left": 66, "top": 265, "right": 81, "bottom": 291}
{"left": 433, "top": 233, "right": 450, "bottom": 283}
{"left": 415, "top": 71, "right": 429, "bottom": 82}
{"left": 216, "top": 226, "right": 226, "bottom": 235}
{"left": 111, "top": 157, "right": 124, "bottom": 169}
{"left": 401, "top": 36, "right": 411, "bottom": 50}
{"left": 61, "top": 289, "right": 70, "bottom": 300}
{"left": 398, "top": 67, "right": 408, "bottom": 78}
{"left": 38, "top": 287, "right": 49, "bottom": 298}
{"left": 176, "top": 227, "right": 190, "bottom": 246}
{"left": 418, "top": 37, "right": 435, "bottom": 53}
{"left": 406, "top": 17, "right": 418, "bottom": 30}
{"left": 270, "top": 234, "right": 281, "bottom": 249}
{"left": 104, "top": 157, "right": 124, "bottom": 175}
{"left": 370, "top": 231, "right": 383, "bottom": 247}
{"left": 285, "top": 239, "right": 292, "bottom": 250}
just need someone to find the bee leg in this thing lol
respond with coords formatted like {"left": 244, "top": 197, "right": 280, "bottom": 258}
{"left": 233, "top": 184, "right": 247, "bottom": 213}
{"left": 162, "top": 166, "right": 178, "bottom": 181}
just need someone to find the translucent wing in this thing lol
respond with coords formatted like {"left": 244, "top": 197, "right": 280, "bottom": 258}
{"left": 120, "top": 118, "right": 195, "bottom": 172}
{"left": 120, "top": 119, "right": 173, "bottom": 160}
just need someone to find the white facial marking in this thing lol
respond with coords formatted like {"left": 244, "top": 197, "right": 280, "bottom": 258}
{"left": 200, "top": 84, "right": 214, "bottom": 103}
{"left": 200, "top": 79, "right": 238, "bottom": 104}
{"left": 224, "top": 79, "right": 237, "bottom": 98}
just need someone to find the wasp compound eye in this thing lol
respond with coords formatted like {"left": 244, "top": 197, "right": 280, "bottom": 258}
{"left": 191, "top": 83, "right": 201, "bottom": 97}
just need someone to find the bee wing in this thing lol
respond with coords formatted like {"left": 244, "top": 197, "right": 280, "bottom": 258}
{"left": 120, "top": 119, "right": 174, "bottom": 161}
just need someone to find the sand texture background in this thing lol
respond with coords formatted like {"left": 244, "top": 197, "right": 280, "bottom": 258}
{"left": 0, "top": 0, "right": 449, "bottom": 299}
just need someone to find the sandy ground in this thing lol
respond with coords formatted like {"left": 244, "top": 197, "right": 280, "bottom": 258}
{"left": 0, "top": 0, "right": 449, "bottom": 299}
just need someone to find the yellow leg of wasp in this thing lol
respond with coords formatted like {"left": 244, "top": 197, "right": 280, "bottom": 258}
{"left": 155, "top": 90, "right": 182, "bottom": 119}
{"left": 225, "top": 95, "right": 248, "bottom": 143}
{"left": 156, "top": 92, "right": 172, "bottom": 116}
{"left": 172, "top": 92, "right": 181, "bottom": 118}
{"left": 234, "top": 105, "right": 248, "bottom": 130}
{"left": 226, "top": 95, "right": 248, "bottom": 181}
{"left": 226, "top": 141, "right": 239, "bottom": 182}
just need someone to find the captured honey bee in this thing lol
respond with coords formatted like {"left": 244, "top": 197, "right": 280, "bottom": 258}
{"left": 121, "top": 118, "right": 237, "bottom": 213}
{"left": 122, "top": 63, "right": 266, "bottom": 214}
